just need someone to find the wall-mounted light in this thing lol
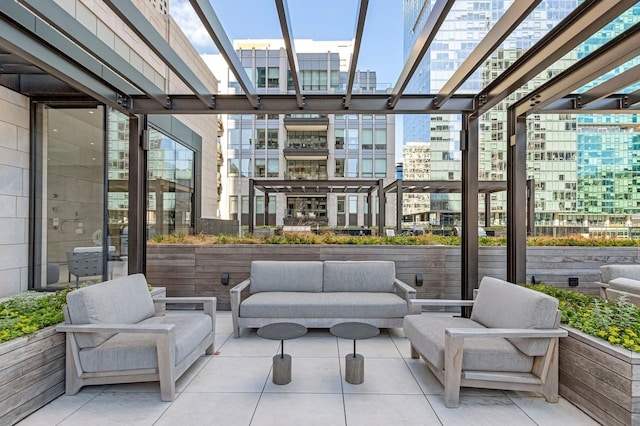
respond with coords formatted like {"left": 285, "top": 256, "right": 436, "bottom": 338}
{"left": 415, "top": 273, "right": 423, "bottom": 287}
{"left": 221, "top": 272, "right": 230, "bottom": 285}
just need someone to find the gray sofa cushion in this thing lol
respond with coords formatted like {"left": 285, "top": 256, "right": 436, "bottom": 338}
{"left": 404, "top": 314, "right": 533, "bottom": 372}
{"left": 78, "top": 312, "right": 212, "bottom": 372}
{"left": 608, "top": 277, "right": 640, "bottom": 294}
{"left": 601, "top": 265, "right": 640, "bottom": 283}
{"left": 66, "top": 273, "right": 156, "bottom": 349}
{"left": 471, "top": 276, "right": 559, "bottom": 357}
{"left": 240, "top": 292, "right": 409, "bottom": 318}
{"left": 323, "top": 261, "right": 395, "bottom": 292}
{"left": 250, "top": 261, "right": 323, "bottom": 293}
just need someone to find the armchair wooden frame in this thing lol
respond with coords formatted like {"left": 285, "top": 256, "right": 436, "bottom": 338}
{"left": 408, "top": 299, "right": 567, "bottom": 408}
{"left": 57, "top": 297, "right": 216, "bottom": 401}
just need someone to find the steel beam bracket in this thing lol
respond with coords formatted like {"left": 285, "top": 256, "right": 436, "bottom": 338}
{"left": 116, "top": 93, "right": 131, "bottom": 109}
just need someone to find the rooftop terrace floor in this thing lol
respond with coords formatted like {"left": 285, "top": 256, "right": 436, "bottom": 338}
{"left": 19, "top": 312, "right": 599, "bottom": 426}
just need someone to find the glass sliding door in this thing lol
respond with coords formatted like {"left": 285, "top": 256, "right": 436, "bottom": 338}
{"left": 38, "top": 106, "right": 109, "bottom": 288}
{"left": 146, "top": 128, "right": 195, "bottom": 237}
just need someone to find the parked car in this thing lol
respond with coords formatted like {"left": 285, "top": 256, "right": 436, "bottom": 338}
{"left": 451, "top": 226, "right": 487, "bottom": 237}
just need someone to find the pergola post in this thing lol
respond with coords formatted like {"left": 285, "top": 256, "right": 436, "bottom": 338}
{"left": 366, "top": 191, "right": 373, "bottom": 228}
{"left": 264, "top": 191, "right": 270, "bottom": 226}
{"left": 128, "top": 115, "right": 146, "bottom": 275}
{"left": 378, "top": 179, "right": 385, "bottom": 233}
{"left": 396, "top": 179, "right": 403, "bottom": 234}
{"left": 461, "top": 113, "right": 479, "bottom": 306}
{"left": 484, "top": 193, "right": 491, "bottom": 227}
{"left": 527, "top": 178, "right": 535, "bottom": 236}
{"left": 248, "top": 179, "right": 255, "bottom": 235}
{"left": 507, "top": 109, "right": 528, "bottom": 284}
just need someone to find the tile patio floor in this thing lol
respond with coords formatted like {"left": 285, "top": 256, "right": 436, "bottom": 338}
{"left": 19, "top": 312, "right": 600, "bottom": 426}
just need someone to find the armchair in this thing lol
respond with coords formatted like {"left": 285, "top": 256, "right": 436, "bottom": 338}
{"left": 403, "top": 276, "right": 567, "bottom": 408}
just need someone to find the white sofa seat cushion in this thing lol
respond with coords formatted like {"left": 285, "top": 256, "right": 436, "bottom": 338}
{"left": 608, "top": 277, "right": 640, "bottom": 293}
{"left": 250, "top": 261, "right": 323, "bottom": 293}
{"left": 240, "top": 292, "right": 409, "bottom": 318}
{"left": 403, "top": 314, "right": 533, "bottom": 373}
{"left": 601, "top": 264, "right": 640, "bottom": 283}
{"left": 66, "top": 273, "right": 156, "bottom": 348}
{"left": 78, "top": 312, "right": 212, "bottom": 373}
{"left": 323, "top": 261, "right": 396, "bottom": 292}
{"left": 471, "top": 277, "right": 559, "bottom": 357}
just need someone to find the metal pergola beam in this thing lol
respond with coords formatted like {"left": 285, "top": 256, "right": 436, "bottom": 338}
{"left": 19, "top": 0, "right": 169, "bottom": 109}
{"left": 435, "top": 0, "right": 541, "bottom": 108}
{"left": 0, "top": 3, "right": 128, "bottom": 113}
{"left": 388, "top": 0, "right": 455, "bottom": 109}
{"left": 476, "top": 0, "right": 638, "bottom": 115}
{"left": 344, "top": 0, "right": 369, "bottom": 108}
{"left": 577, "top": 63, "right": 640, "bottom": 108}
{"left": 103, "top": 0, "right": 213, "bottom": 109}
{"left": 275, "top": 0, "right": 303, "bottom": 109}
{"left": 187, "top": 0, "right": 258, "bottom": 108}
{"left": 515, "top": 21, "right": 640, "bottom": 116}
{"left": 131, "top": 93, "right": 476, "bottom": 114}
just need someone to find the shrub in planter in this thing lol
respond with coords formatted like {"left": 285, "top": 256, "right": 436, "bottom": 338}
{"left": 527, "top": 284, "right": 640, "bottom": 352}
{"left": 0, "top": 289, "right": 71, "bottom": 343}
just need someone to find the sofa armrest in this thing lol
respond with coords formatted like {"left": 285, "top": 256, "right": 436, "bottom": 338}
{"left": 230, "top": 279, "right": 251, "bottom": 337}
{"left": 57, "top": 323, "right": 174, "bottom": 334}
{"left": 445, "top": 327, "right": 568, "bottom": 339}
{"left": 393, "top": 278, "right": 418, "bottom": 312}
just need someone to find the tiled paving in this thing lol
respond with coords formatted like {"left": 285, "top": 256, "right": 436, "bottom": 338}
{"left": 19, "top": 312, "right": 600, "bottom": 426}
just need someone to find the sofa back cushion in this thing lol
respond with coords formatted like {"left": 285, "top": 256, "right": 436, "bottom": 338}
{"left": 471, "top": 276, "right": 559, "bottom": 356}
{"left": 250, "top": 261, "right": 323, "bottom": 293}
{"left": 323, "top": 261, "right": 395, "bottom": 292}
{"left": 65, "top": 273, "right": 156, "bottom": 348}
{"left": 601, "top": 264, "right": 640, "bottom": 283}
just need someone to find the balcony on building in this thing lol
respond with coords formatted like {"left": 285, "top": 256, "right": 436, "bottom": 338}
{"left": 283, "top": 114, "right": 330, "bottom": 160}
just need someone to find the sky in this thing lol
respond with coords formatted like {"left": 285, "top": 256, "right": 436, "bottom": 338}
{"left": 169, "top": 0, "right": 406, "bottom": 159}
{"left": 169, "top": 0, "right": 405, "bottom": 87}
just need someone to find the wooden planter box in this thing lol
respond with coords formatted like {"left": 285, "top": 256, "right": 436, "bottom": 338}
{"left": 559, "top": 326, "right": 640, "bottom": 426}
{"left": 0, "top": 325, "right": 66, "bottom": 425}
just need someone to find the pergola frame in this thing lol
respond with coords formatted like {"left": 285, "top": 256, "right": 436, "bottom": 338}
{"left": 1, "top": 0, "right": 639, "bottom": 299}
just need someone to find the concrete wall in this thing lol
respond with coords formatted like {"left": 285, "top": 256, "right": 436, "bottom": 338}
{"left": 0, "top": 86, "right": 30, "bottom": 297}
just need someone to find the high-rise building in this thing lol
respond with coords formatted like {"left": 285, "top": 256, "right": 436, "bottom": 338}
{"left": 403, "top": 1, "right": 640, "bottom": 232}
{"left": 403, "top": 0, "right": 579, "bottom": 227}
{"left": 203, "top": 40, "right": 396, "bottom": 230}
{"left": 402, "top": 142, "right": 431, "bottom": 221}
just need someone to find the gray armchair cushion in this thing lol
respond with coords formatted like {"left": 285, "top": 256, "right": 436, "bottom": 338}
{"left": 240, "top": 291, "right": 409, "bottom": 318}
{"left": 608, "top": 277, "right": 640, "bottom": 294}
{"left": 66, "top": 273, "right": 156, "bottom": 349}
{"left": 601, "top": 265, "right": 640, "bottom": 283}
{"left": 323, "top": 261, "right": 395, "bottom": 292}
{"left": 403, "top": 314, "right": 533, "bottom": 372}
{"left": 78, "top": 312, "right": 212, "bottom": 372}
{"left": 250, "top": 261, "right": 323, "bottom": 293}
{"left": 471, "top": 276, "right": 559, "bottom": 357}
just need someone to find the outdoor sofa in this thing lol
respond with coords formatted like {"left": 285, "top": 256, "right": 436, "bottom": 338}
{"left": 57, "top": 273, "right": 216, "bottom": 401}
{"left": 230, "top": 260, "right": 418, "bottom": 338}
{"left": 599, "top": 264, "right": 640, "bottom": 306}
{"left": 404, "top": 276, "right": 567, "bottom": 408}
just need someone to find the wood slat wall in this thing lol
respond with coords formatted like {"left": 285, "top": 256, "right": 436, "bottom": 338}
{"left": 0, "top": 327, "right": 65, "bottom": 425}
{"left": 146, "top": 245, "right": 640, "bottom": 309}
{"left": 559, "top": 327, "right": 640, "bottom": 426}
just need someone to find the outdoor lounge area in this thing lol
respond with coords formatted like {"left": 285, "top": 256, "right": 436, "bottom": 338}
{"left": 18, "top": 311, "right": 598, "bottom": 426}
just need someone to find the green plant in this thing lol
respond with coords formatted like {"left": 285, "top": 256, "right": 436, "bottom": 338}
{"left": 0, "top": 288, "right": 72, "bottom": 343}
{"left": 527, "top": 284, "right": 640, "bottom": 352}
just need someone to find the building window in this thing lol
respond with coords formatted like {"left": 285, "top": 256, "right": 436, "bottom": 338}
{"left": 347, "top": 158, "right": 358, "bottom": 177}
{"left": 267, "top": 129, "right": 279, "bottom": 149}
{"left": 337, "top": 196, "right": 345, "bottom": 214}
{"left": 374, "top": 129, "right": 386, "bottom": 149}
{"left": 257, "top": 67, "right": 279, "bottom": 88}
{"left": 362, "top": 159, "right": 373, "bottom": 178}
{"left": 375, "top": 159, "right": 387, "bottom": 177}
{"left": 267, "top": 159, "right": 279, "bottom": 177}
{"left": 335, "top": 128, "right": 345, "bottom": 149}
{"left": 362, "top": 129, "right": 373, "bottom": 150}
{"left": 255, "top": 159, "right": 265, "bottom": 177}
{"left": 241, "top": 158, "right": 251, "bottom": 177}
{"left": 335, "top": 159, "right": 345, "bottom": 177}
{"left": 228, "top": 158, "right": 240, "bottom": 177}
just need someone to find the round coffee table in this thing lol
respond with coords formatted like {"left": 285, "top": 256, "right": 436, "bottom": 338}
{"left": 258, "top": 322, "right": 307, "bottom": 385}
{"left": 330, "top": 322, "right": 379, "bottom": 384}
